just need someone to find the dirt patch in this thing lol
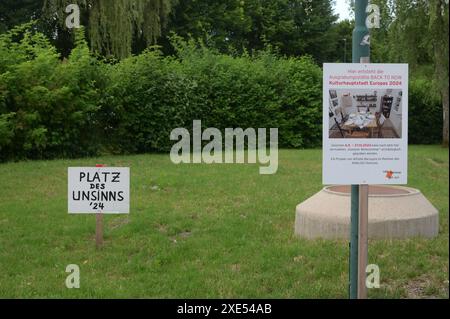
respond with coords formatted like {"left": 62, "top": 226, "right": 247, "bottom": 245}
{"left": 109, "top": 217, "right": 130, "bottom": 230}
{"left": 178, "top": 231, "right": 192, "bottom": 238}
{"left": 231, "top": 264, "right": 241, "bottom": 272}
{"left": 403, "top": 276, "right": 443, "bottom": 299}
{"left": 427, "top": 158, "right": 447, "bottom": 167}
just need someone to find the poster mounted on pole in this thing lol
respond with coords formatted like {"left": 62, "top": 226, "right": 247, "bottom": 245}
{"left": 68, "top": 167, "right": 130, "bottom": 214}
{"left": 323, "top": 63, "right": 408, "bottom": 185}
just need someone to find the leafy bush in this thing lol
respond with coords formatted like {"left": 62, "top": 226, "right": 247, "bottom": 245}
{"left": 0, "top": 25, "right": 444, "bottom": 162}
{"left": 409, "top": 77, "right": 443, "bottom": 144}
{"left": 0, "top": 24, "right": 104, "bottom": 161}
{"left": 101, "top": 50, "right": 199, "bottom": 153}
{"left": 103, "top": 39, "right": 323, "bottom": 153}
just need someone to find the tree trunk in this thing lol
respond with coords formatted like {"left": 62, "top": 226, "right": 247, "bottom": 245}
{"left": 431, "top": 0, "right": 449, "bottom": 147}
{"left": 442, "top": 86, "right": 449, "bottom": 147}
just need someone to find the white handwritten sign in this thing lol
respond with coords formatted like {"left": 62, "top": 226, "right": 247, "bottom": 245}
{"left": 68, "top": 167, "right": 130, "bottom": 214}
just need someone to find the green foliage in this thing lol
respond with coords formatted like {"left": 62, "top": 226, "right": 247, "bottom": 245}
{"left": 177, "top": 39, "right": 320, "bottom": 143}
{"left": 330, "top": 19, "right": 353, "bottom": 63}
{"left": 163, "top": 0, "right": 339, "bottom": 64}
{"left": 102, "top": 49, "right": 198, "bottom": 153}
{"left": 0, "top": 24, "right": 104, "bottom": 161}
{"left": 6, "top": 0, "right": 341, "bottom": 64}
{"left": 43, "top": 0, "right": 174, "bottom": 59}
{"left": 370, "top": 0, "right": 449, "bottom": 145}
{"left": 0, "top": 25, "right": 444, "bottom": 161}
{"left": 0, "top": 0, "right": 44, "bottom": 33}
{"left": 103, "top": 38, "right": 323, "bottom": 153}
{"left": 370, "top": 0, "right": 449, "bottom": 98}
{"left": 409, "top": 77, "right": 443, "bottom": 145}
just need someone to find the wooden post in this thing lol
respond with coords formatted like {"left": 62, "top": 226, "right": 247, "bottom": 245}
{"left": 96, "top": 213, "right": 103, "bottom": 249}
{"left": 358, "top": 184, "right": 369, "bottom": 298}
{"left": 95, "top": 164, "right": 104, "bottom": 249}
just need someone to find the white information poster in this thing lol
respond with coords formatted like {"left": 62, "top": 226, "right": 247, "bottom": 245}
{"left": 323, "top": 63, "right": 408, "bottom": 185}
{"left": 68, "top": 167, "right": 130, "bottom": 214}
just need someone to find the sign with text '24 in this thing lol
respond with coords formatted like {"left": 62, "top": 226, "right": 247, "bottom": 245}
{"left": 68, "top": 167, "right": 130, "bottom": 214}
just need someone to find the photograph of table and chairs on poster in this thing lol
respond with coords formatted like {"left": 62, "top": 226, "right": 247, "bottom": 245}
{"left": 329, "top": 89, "right": 403, "bottom": 139}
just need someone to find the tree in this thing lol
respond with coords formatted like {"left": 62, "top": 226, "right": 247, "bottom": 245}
{"left": 246, "top": 0, "right": 338, "bottom": 62}
{"left": 429, "top": 0, "right": 449, "bottom": 146}
{"left": 0, "top": 0, "right": 44, "bottom": 33}
{"left": 162, "top": 0, "right": 338, "bottom": 63}
{"left": 369, "top": 0, "right": 394, "bottom": 63}
{"left": 330, "top": 19, "right": 354, "bottom": 63}
{"left": 160, "top": 0, "right": 252, "bottom": 55}
{"left": 378, "top": 0, "right": 448, "bottom": 146}
{"left": 43, "top": 0, "right": 174, "bottom": 59}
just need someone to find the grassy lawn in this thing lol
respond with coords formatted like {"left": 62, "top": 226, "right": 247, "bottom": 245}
{"left": 0, "top": 145, "right": 448, "bottom": 298}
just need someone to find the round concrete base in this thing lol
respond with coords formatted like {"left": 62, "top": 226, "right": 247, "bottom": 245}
{"left": 295, "top": 186, "right": 439, "bottom": 240}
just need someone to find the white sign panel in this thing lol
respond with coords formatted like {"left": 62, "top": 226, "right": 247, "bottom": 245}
{"left": 323, "top": 63, "right": 408, "bottom": 185}
{"left": 68, "top": 167, "right": 130, "bottom": 214}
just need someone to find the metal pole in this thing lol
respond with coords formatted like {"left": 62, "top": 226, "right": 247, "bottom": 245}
{"left": 350, "top": 0, "right": 370, "bottom": 299}
{"left": 352, "top": 0, "right": 370, "bottom": 64}
{"left": 349, "top": 185, "right": 359, "bottom": 299}
{"left": 358, "top": 184, "right": 369, "bottom": 299}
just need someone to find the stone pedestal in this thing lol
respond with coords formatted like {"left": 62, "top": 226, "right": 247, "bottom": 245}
{"left": 295, "top": 186, "right": 439, "bottom": 239}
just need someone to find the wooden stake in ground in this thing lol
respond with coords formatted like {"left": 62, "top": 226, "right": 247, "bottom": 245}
{"left": 96, "top": 213, "right": 103, "bottom": 248}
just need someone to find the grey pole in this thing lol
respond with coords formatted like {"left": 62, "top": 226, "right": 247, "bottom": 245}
{"left": 350, "top": 0, "right": 370, "bottom": 299}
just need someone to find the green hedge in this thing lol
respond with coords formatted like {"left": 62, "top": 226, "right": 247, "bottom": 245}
{"left": 0, "top": 25, "right": 105, "bottom": 161}
{"left": 408, "top": 78, "right": 443, "bottom": 144}
{"left": 102, "top": 40, "right": 323, "bottom": 153}
{"left": 101, "top": 51, "right": 199, "bottom": 154}
{"left": 0, "top": 26, "right": 444, "bottom": 161}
